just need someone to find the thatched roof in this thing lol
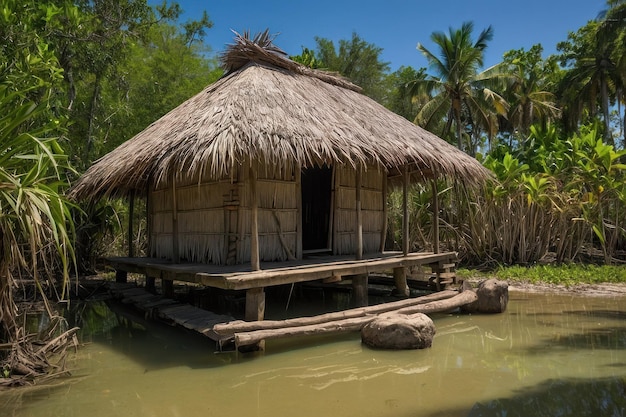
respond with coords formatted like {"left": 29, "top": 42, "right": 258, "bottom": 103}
{"left": 70, "top": 31, "right": 491, "bottom": 200}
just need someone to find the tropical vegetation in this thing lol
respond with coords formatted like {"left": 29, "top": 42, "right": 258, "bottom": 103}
{"left": 1, "top": 0, "right": 626, "bottom": 383}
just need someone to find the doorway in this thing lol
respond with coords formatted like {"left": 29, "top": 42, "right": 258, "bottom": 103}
{"left": 301, "top": 166, "right": 332, "bottom": 253}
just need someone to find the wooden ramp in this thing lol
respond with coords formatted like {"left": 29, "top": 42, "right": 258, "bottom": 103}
{"left": 108, "top": 283, "right": 234, "bottom": 343}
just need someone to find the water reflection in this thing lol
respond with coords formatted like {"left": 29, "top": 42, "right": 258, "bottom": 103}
{"left": 0, "top": 291, "right": 625, "bottom": 417}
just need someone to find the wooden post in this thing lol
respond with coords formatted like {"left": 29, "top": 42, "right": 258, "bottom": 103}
{"left": 162, "top": 278, "right": 174, "bottom": 298}
{"left": 171, "top": 174, "right": 179, "bottom": 263}
{"left": 146, "top": 181, "right": 152, "bottom": 257}
{"left": 128, "top": 190, "right": 135, "bottom": 258}
{"left": 245, "top": 287, "right": 265, "bottom": 321}
{"left": 379, "top": 172, "right": 388, "bottom": 253}
{"left": 393, "top": 266, "right": 409, "bottom": 297}
{"left": 115, "top": 269, "right": 127, "bottom": 283}
{"left": 402, "top": 165, "right": 410, "bottom": 256}
{"left": 431, "top": 179, "right": 440, "bottom": 254}
{"left": 327, "top": 165, "right": 335, "bottom": 251}
{"left": 295, "top": 164, "right": 303, "bottom": 259}
{"left": 249, "top": 162, "right": 260, "bottom": 271}
{"left": 332, "top": 165, "right": 340, "bottom": 255}
{"left": 352, "top": 274, "right": 368, "bottom": 307}
{"left": 355, "top": 165, "right": 363, "bottom": 260}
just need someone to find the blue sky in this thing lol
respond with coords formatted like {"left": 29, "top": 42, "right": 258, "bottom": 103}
{"left": 159, "top": 0, "right": 605, "bottom": 71}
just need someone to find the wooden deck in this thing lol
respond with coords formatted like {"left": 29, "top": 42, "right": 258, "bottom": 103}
{"left": 108, "top": 251, "right": 458, "bottom": 321}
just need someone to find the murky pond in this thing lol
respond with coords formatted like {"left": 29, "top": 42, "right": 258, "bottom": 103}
{"left": 2, "top": 289, "right": 625, "bottom": 417}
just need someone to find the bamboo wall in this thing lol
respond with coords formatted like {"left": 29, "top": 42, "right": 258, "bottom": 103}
{"left": 334, "top": 164, "right": 384, "bottom": 255}
{"left": 237, "top": 163, "right": 298, "bottom": 263}
{"left": 149, "top": 162, "right": 384, "bottom": 264}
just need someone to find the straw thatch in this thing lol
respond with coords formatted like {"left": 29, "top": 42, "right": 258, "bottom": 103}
{"left": 70, "top": 30, "right": 490, "bottom": 200}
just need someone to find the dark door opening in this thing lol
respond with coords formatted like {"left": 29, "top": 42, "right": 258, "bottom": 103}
{"left": 301, "top": 166, "right": 332, "bottom": 252}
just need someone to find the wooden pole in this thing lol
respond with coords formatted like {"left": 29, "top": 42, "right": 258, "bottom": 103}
{"left": 295, "top": 164, "right": 303, "bottom": 259}
{"left": 393, "top": 266, "right": 409, "bottom": 297}
{"left": 402, "top": 165, "right": 410, "bottom": 256}
{"left": 215, "top": 290, "right": 457, "bottom": 334}
{"left": 432, "top": 179, "right": 440, "bottom": 254}
{"left": 355, "top": 165, "right": 363, "bottom": 260}
{"left": 233, "top": 290, "right": 478, "bottom": 348}
{"left": 171, "top": 174, "right": 179, "bottom": 263}
{"left": 379, "top": 172, "right": 388, "bottom": 253}
{"left": 128, "top": 190, "right": 135, "bottom": 258}
{"left": 245, "top": 287, "right": 265, "bottom": 321}
{"left": 249, "top": 162, "right": 260, "bottom": 271}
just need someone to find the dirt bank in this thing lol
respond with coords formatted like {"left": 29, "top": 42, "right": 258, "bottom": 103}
{"left": 506, "top": 281, "right": 626, "bottom": 297}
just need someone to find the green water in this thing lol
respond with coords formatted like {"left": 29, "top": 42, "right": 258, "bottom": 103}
{"left": 1, "top": 291, "right": 625, "bottom": 417}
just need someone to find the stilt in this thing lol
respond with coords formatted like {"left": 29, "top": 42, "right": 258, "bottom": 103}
{"left": 115, "top": 269, "right": 127, "bottom": 284}
{"left": 162, "top": 279, "right": 174, "bottom": 298}
{"left": 352, "top": 274, "right": 368, "bottom": 307}
{"left": 392, "top": 266, "right": 409, "bottom": 297}
{"left": 146, "top": 276, "right": 156, "bottom": 293}
{"left": 244, "top": 287, "right": 266, "bottom": 350}
{"left": 245, "top": 287, "right": 265, "bottom": 321}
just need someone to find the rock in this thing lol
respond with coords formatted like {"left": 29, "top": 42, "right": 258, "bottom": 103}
{"left": 462, "top": 278, "right": 509, "bottom": 314}
{"left": 361, "top": 313, "right": 436, "bottom": 349}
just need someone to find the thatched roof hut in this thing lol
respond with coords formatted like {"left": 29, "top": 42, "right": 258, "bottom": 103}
{"left": 71, "top": 31, "right": 490, "bottom": 269}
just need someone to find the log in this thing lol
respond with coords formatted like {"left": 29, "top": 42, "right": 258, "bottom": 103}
{"left": 234, "top": 290, "right": 477, "bottom": 348}
{"left": 214, "top": 290, "right": 458, "bottom": 335}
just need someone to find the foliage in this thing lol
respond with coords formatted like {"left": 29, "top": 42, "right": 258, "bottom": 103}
{"left": 413, "top": 21, "right": 509, "bottom": 154}
{"left": 313, "top": 32, "right": 390, "bottom": 102}
{"left": 458, "top": 263, "right": 626, "bottom": 286}
{"left": 0, "top": 0, "right": 77, "bottom": 384}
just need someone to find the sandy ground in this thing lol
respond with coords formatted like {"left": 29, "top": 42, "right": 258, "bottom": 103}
{"left": 502, "top": 281, "right": 626, "bottom": 297}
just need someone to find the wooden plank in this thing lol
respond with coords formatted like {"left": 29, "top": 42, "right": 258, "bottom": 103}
{"left": 197, "top": 252, "right": 458, "bottom": 290}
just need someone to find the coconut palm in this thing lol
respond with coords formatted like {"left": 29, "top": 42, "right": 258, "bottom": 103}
{"left": 414, "top": 21, "right": 508, "bottom": 153}
{"left": 501, "top": 45, "right": 561, "bottom": 137}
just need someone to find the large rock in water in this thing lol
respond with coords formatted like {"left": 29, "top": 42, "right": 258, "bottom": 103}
{"left": 462, "top": 278, "right": 509, "bottom": 314}
{"left": 361, "top": 313, "right": 436, "bottom": 349}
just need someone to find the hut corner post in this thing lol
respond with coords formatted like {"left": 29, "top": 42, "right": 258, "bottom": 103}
{"left": 116, "top": 190, "right": 135, "bottom": 284}
{"left": 432, "top": 179, "right": 440, "bottom": 254}
{"left": 392, "top": 165, "right": 411, "bottom": 297}
{"left": 352, "top": 165, "right": 368, "bottom": 307}
{"left": 246, "top": 161, "right": 265, "bottom": 329}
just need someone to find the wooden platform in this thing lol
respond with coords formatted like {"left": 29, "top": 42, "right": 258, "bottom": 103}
{"left": 109, "top": 252, "right": 456, "bottom": 287}
{"left": 108, "top": 283, "right": 235, "bottom": 343}
{"left": 108, "top": 251, "right": 458, "bottom": 322}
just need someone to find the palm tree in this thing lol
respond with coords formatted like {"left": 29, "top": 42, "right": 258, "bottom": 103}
{"left": 414, "top": 21, "right": 508, "bottom": 153}
{"left": 502, "top": 45, "right": 561, "bottom": 136}
{"left": 557, "top": 1, "right": 626, "bottom": 145}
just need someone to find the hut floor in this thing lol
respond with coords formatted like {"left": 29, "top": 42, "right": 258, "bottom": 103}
{"left": 107, "top": 251, "right": 458, "bottom": 291}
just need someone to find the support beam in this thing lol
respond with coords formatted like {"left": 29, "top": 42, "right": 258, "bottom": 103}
{"left": 431, "top": 179, "right": 440, "bottom": 254}
{"left": 245, "top": 287, "right": 265, "bottom": 321}
{"left": 128, "top": 191, "right": 135, "bottom": 258}
{"left": 402, "top": 165, "right": 410, "bottom": 256}
{"left": 295, "top": 164, "right": 302, "bottom": 259}
{"left": 351, "top": 274, "right": 368, "bottom": 307}
{"left": 171, "top": 174, "right": 179, "bottom": 263}
{"left": 162, "top": 278, "right": 174, "bottom": 298}
{"left": 249, "top": 163, "right": 260, "bottom": 271}
{"left": 115, "top": 269, "right": 127, "bottom": 283}
{"left": 355, "top": 166, "right": 363, "bottom": 260}
{"left": 392, "top": 266, "right": 409, "bottom": 297}
{"left": 379, "top": 173, "right": 388, "bottom": 252}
